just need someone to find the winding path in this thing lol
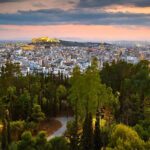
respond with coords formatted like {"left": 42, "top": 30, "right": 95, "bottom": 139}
{"left": 47, "top": 117, "right": 73, "bottom": 141}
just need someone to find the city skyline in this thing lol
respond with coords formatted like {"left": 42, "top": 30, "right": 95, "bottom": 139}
{"left": 0, "top": 0, "right": 150, "bottom": 41}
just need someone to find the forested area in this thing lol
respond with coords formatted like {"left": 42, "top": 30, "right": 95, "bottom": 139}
{"left": 0, "top": 59, "right": 149, "bottom": 150}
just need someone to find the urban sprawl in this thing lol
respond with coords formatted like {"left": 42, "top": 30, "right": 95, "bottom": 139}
{"left": 0, "top": 37, "right": 149, "bottom": 77}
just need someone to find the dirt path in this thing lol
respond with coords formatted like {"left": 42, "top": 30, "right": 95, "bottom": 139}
{"left": 47, "top": 117, "right": 73, "bottom": 141}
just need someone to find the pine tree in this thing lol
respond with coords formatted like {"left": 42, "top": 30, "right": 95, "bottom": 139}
{"left": 69, "top": 120, "right": 79, "bottom": 150}
{"left": 1, "top": 118, "right": 8, "bottom": 150}
{"left": 1, "top": 109, "right": 10, "bottom": 150}
{"left": 81, "top": 113, "right": 93, "bottom": 150}
{"left": 94, "top": 110, "right": 102, "bottom": 150}
{"left": 6, "top": 109, "right": 11, "bottom": 145}
{"left": 69, "top": 66, "right": 82, "bottom": 150}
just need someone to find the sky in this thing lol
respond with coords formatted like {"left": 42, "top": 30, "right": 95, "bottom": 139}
{"left": 0, "top": 0, "right": 150, "bottom": 41}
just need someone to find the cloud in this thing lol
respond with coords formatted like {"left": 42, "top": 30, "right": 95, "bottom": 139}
{"left": 0, "top": 26, "right": 20, "bottom": 31}
{"left": 78, "top": 0, "right": 150, "bottom": 8}
{"left": 32, "top": 2, "right": 46, "bottom": 8}
{"left": 0, "top": 0, "right": 26, "bottom": 3}
{"left": 0, "top": 8, "right": 149, "bottom": 26}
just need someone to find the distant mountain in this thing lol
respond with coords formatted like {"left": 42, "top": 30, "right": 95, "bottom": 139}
{"left": 59, "top": 40, "right": 100, "bottom": 47}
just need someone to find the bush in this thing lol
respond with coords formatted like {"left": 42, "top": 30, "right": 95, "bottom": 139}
{"left": 17, "top": 131, "right": 35, "bottom": 150}
{"left": 25, "top": 121, "right": 38, "bottom": 134}
{"left": 10, "top": 121, "right": 25, "bottom": 140}
{"left": 110, "top": 124, "right": 145, "bottom": 150}
{"left": 35, "top": 131, "right": 48, "bottom": 150}
{"left": 136, "top": 120, "right": 150, "bottom": 141}
{"left": 49, "top": 137, "right": 69, "bottom": 150}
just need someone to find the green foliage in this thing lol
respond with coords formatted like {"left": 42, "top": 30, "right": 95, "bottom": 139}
{"left": 81, "top": 113, "right": 93, "bottom": 150}
{"left": 68, "top": 66, "right": 82, "bottom": 150}
{"left": 19, "top": 90, "right": 31, "bottom": 120}
{"left": 49, "top": 137, "right": 69, "bottom": 150}
{"left": 6, "top": 86, "right": 17, "bottom": 120}
{"left": 31, "top": 104, "right": 45, "bottom": 123}
{"left": 101, "top": 61, "right": 133, "bottom": 92}
{"left": 144, "top": 140, "right": 150, "bottom": 150}
{"left": 70, "top": 59, "right": 117, "bottom": 118}
{"left": 1, "top": 109, "right": 11, "bottom": 150}
{"left": 1, "top": 118, "right": 8, "bottom": 150}
{"left": 93, "top": 111, "right": 102, "bottom": 150}
{"left": 7, "top": 86, "right": 16, "bottom": 97}
{"left": 110, "top": 124, "right": 145, "bottom": 150}
{"left": 17, "top": 131, "right": 35, "bottom": 150}
{"left": 35, "top": 131, "right": 49, "bottom": 150}
{"left": 66, "top": 120, "right": 80, "bottom": 150}
{"left": 82, "top": 59, "right": 102, "bottom": 114}
{"left": 0, "top": 61, "right": 21, "bottom": 96}
{"left": 0, "top": 60, "right": 149, "bottom": 150}
{"left": 9, "top": 142, "right": 18, "bottom": 150}
{"left": 14, "top": 131, "right": 70, "bottom": 150}
{"left": 24, "top": 121, "right": 37, "bottom": 133}
{"left": 56, "top": 85, "right": 67, "bottom": 98}
{"left": 134, "top": 120, "right": 150, "bottom": 141}
{"left": 69, "top": 58, "right": 118, "bottom": 149}
{"left": 69, "top": 65, "right": 82, "bottom": 116}
{"left": 30, "top": 82, "right": 41, "bottom": 98}
{"left": 101, "top": 60, "right": 150, "bottom": 125}
{"left": 0, "top": 61, "right": 70, "bottom": 149}
{"left": 101, "top": 126, "right": 111, "bottom": 148}
{"left": 56, "top": 85, "right": 67, "bottom": 111}
{"left": 10, "top": 120, "right": 25, "bottom": 140}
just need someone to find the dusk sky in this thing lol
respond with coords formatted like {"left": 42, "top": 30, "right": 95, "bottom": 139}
{"left": 0, "top": 0, "right": 150, "bottom": 41}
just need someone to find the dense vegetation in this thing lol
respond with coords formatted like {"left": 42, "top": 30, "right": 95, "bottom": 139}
{"left": 0, "top": 59, "right": 149, "bottom": 150}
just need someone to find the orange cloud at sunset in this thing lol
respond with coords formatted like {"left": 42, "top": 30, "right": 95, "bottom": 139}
{"left": 0, "top": 25, "right": 150, "bottom": 41}
{"left": 0, "top": 0, "right": 75, "bottom": 14}
{"left": 104, "top": 6, "right": 150, "bottom": 14}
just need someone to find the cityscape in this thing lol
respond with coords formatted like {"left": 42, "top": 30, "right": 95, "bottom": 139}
{"left": 0, "top": 37, "right": 149, "bottom": 77}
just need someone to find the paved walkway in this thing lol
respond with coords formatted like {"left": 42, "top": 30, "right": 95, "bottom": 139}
{"left": 47, "top": 117, "right": 73, "bottom": 141}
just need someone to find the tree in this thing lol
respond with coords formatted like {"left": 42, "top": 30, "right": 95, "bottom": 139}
{"left": 101, "top": 61, "right": 133, "bottom": 93}
{"left": 17, "top": 131, "right": 35, "bottom": 150}
{"left": 56, "top": 85, "right": 67, "bottom": 112}
{"left": 35, "top": 131, "right": 49, "bottom": 150}
{"left": 69, "top": 59, "right": 118, "bottom": 150}
{"left": 101, "top": 126, "right": 110, "bottom": 149}
{"left": 94, "top": 111, "right": 102, "bottom": 150}
{"left": 69, "top": 58, "right": 102, "bottom": 119}
{"left": 69, "top": 66, "right": 82, "bottom": 150}
{"left": 9, "top": 142, "right": 18, "bottom": 150}
{"left": 31, "top": 104, "right": 45, "bottom": 123}
{"left": 1, "top": 118, "right": 8, "bottom": 150}
{"left": 0, "top": 61, "right": 21, "bottom": 95}
{"left": 19, "top": 90, "right": 31, "bottom": 120}
{"left": 82, "top": 58, "right": 101, "bottom": 115}
{"left": 81, "top": 113, "right": 93, "bottom": 150}
{"left": 110, "top": 124, "right": 145, "bottom": 150}
{"left": 1, "top": 109, "right": 11, "bottom": 150}
{"left": 101, "top": 60, "right": 150, "bottom": 125}
{"left": 66, "top": 120, "right": 80, "bottom": 150}
{"left": 10, "top": 120, "right": 25, "bottom": 141}
{"left": 121, "top": 94, "right": 142, "bottom": 125}
{"left": 49, "top": 137, "right": 69, "bottom": 150}
{"left": 134, "top": 120, "right": 150, "bottom": 141}
{"left": 6, "top": 109, "right": 11, "bottom": 145}
{"left": 80, "top": 58, "right": 117, "bottom": 117}
{"left": 6, "top": 86, "right": 16, "bottom": 120}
